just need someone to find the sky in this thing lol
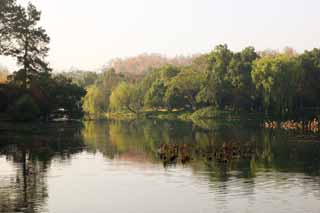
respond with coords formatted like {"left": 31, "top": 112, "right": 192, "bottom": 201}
{"left": 1, "top": 0, "right": 320, "bottom": 71}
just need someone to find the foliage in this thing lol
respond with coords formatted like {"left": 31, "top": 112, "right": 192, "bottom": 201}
{"left": 144, "top": 80, "right": 166, "bottom": 109}
{"left": 166, "top": 67, "right": 206, "bottom": 109}
{"left": 190, "top": 107, "right": 232, "bottom": 120}
{"left": 2, "top": 2, "right": 320, "bottom": 120}
{"left": 252, "top": 54, "right": 299, "bottom": 113}
{"left": 83, "top": 84, "right": 106, "bottom": 118}
{"left": 0, "top": 0, "right": 18, "bottom": 54}
{"left": 59, "top": 70, "right": 98, "bottom": 88}
{"left": 3, "top": 2, "right": 51, "bottom": 89}
{"left": 82, "top": 68, "right": 128, "bottom": 117}
{"left": 108, "top": 53, "right": 196, "bottom": 76}
{"left": 0, "top": 1, "right": 87, "bottom": 120}
{"left": 83, "top": 44, "right": 320, "bottom": 119}
{"left": 227, "top": 47, "right": 259, "bottom": 110}
{"left": 9, "top": 94, "right": 40, "bottom": 121}
{"left": 109, "top": 82, "right": 143, "bottom": 113}
{"left": 47, "top": 75, "right": 86, "bottom": 117}
{"left": 296, "top": 48, "right": 320, "bottom": 109}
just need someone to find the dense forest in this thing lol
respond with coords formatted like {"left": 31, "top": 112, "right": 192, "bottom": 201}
{"left": 82, "top": 46, "right": 320, "bottom": 120}
{"left": 1, "top": 0, "right": 320, "bottom": 122}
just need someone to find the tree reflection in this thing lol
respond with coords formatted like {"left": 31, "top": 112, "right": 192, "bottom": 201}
{"left": 0, "top": 122, "right": 84, "bottom": 213}
{"left": 82, "top": 120, "right": 320, "bottom": 178}
{"left": 1, "top": 120, "right": 319, "bottom": 212}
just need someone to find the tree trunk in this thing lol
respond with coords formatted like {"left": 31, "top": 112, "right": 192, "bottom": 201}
{"left": 23, "top": 38, "right": 28, "bottom": 89}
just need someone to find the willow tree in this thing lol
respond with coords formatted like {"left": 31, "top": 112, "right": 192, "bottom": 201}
{"left": 252, "top": 54, "right": 299, "bottom": 114}
{"left": 109, "top": 82, "right": 143, "bottom": 114}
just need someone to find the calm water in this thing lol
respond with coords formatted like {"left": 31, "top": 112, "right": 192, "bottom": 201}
{"left": 0, "top": 120, "right": 320, "bottom": 213}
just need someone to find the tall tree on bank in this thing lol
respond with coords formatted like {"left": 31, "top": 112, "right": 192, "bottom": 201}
{"left": 0, "top": 1, "right": 51, "bottom": 88}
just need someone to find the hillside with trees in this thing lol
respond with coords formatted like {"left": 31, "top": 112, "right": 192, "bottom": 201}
{"left": 107, "top": 54, "right": 197, "bottom": 76}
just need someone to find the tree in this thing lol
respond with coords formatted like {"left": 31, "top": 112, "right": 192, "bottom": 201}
{"left": 0, "top": 0, "right": 18, "bottom": 54}
{"left": 83, "top": 84, "right": 106, "bottom": 118}
{"left": 164, "top": 85, "right": 187, "bottom": 110}
{"left": 226, "top": 47, "right": 259, "bottom": 110}
{"left": 0, "top": 1, "right": 87, "bottom": 120}
{"left": 199, "top": 44, "right": 234, "bottom": 108}
{"left": 160, "top": 65, "right": 180, "bottom": 80}
{"left": 109, "top": 82, "right": 143, "bottom": 114}
{"left": 166, "top": 67, "right": 205, "bottom": 110}
{"left": 296, "top": 48, "right": 320, "bottom": 109}
{"left": 60, "top": 70, "right": 98, "bottom": 88}
{"left": 144, "top": 80, "right": 166, "bottom": 110}
{"left": 252, "top": 54, "right": 299, "bottom": 113}
{"left": 82, "top": 68, "right": 127, "bottom": 117}
{"left": 49, "top": 75, "right": 86, "bottom": 117}
{"left": 4, "top": 2, "right": 51, "bottom": 88}
{"left": 26, "top": 74, "right": 86, "bottom": 119}
{"left": 108, "top": 53, "right": 195, "bottom": 76}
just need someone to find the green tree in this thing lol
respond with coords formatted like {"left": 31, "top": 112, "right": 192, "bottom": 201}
{"left": 49, "top": 75, "right": 86, "bottom": 117}
{"left": 110, "top": 82, "right": 143, "bottom": 113}
{"left": 82, "top": 68, "right": 127, "bottom": 117}
{"left": 60, "top": 70, "right": 98, "bottom": 88}
{"left": 4, "top": 3, "right": 51, "bottom": 88}
{"left": 83, "top": 84, "right": 106, "bottom": 118}
{"left": 252, "top": 54, "right": 299, "bottom": 113}
{"left": 227, "top": 47, "right": 259, "bottom": 110}
{"left": 144, "top": 80, "right": 166, "bottom": 110}
{"left": 164, "top": 85, "right": 187, "bottom": 110}
{"left": 167, "top": 67, "right": 205, "bottom": 109}
{"left": 296, "top": 48, "right": 320, "bottom": 109}
{"left": 198, "top": 44, "right": 234, "bottom": 108}
{"left": 27, "top": 74, "right": 86, "bottom": 119}
{"left": 0, "top": 0, "right": 18, "bottom": 54}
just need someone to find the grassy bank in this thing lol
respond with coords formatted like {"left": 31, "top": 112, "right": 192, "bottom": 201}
{"left": 104, "top": 107, "right": 263, "bottom": 122}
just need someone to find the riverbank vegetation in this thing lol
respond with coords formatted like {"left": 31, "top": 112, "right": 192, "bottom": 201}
{"left": 83, "top": 45, "right": 320, "bottom": 121}
{"left": 2, "top": 0, "right": 320, "bottom": 123}
{"left": 0, "top": 0, "right": 86, "bottom": 121}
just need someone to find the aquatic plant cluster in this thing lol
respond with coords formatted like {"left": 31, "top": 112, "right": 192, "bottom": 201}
{"left": 263, "top": 118, "right": 319, "bottom": 132}
{"left": 157, "top": 142, "right": 255, "bottom": 166}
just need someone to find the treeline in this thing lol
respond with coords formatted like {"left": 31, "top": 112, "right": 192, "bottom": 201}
{"left": 108, "top": 53, "right": 197, "bottom": 76}
{"left": 83, "top": 45, "right": 320, "bottom": 118}
{"left": 0, "top": 0, "right": 86, "bottom": 121}
{"left": 59, "top": 70, "right": 99, "bottom": 88}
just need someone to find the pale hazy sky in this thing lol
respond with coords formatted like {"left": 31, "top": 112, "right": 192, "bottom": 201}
{"left": 2, "top": 0, "right": 320, "bottom": 71}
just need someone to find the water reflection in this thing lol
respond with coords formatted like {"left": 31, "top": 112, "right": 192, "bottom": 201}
{"left": 0, "top": 122, "right": 84, "bottom": 213}
{"left": 0, "top": 120, "right": 319, "bottom": 213}
{"left": 82, "top": 120, "right": 320, "bottom": 177}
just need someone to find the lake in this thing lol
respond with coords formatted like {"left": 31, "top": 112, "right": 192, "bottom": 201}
{"left": 0, "top": 119, "right": 320, "bottom": 213}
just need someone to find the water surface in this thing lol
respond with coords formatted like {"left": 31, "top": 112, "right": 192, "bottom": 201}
{"left": 0, "top": 120, "right": 319, "bottom": 213}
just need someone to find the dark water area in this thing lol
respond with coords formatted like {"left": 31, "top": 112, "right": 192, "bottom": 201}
{"left": 0, "top": 120, "right": 320, "bottom": 213}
